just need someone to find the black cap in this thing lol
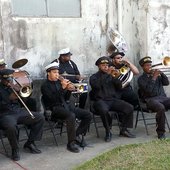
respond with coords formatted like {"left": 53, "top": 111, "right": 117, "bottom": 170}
{"left": 109, "top": 52, "right": 125, "bottom": 59}
{"left": 95, "top": 56, "right": 110, "bottom": 66}
{"left": 139, "top": 56, "right": 152, "bottom": 66}
{"left": 0, "top": 69, "right": 14, "bottom": 79}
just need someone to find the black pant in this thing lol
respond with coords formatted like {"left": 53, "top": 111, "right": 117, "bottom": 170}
{"left": 120, "top": 86, "right": 139, "bottom": 108}
{"left": 145, "top": 96, "right": 170, "bottom": 135}
{"left": 0, "top": 107, "right": 44, "bottom": 150}
{"left": 52, "top": 104, "right": 92, "bottom": 143}
{"left": 93, "top": 99, "right": 134, "bottom": 133}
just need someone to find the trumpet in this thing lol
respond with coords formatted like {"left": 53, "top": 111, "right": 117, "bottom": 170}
{"left": 58, "top": 75, "right": 87, "bottom": 93}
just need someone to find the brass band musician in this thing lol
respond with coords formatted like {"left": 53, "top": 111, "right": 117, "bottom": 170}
{"left": 89, "top": 56, "right": 135, "bottom": 142}
{"left": 41, "top": 62, "right": 92, "bottom": 153}
{"left": 51, "top": 48, "right": 87, "bottom": 109}
{"left": 0, "top": 69, "right": 44, "bottom": 161}
{"left": 138, "top": 56, "right": 170, "bottom": 139}
{"left": 108, "top": 47, "right": 139, "bottom": 109}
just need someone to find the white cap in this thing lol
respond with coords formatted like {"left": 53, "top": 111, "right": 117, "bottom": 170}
{"left": 58, "top": 48, "right": 72, "bottom": 55}
{"left": 45, "top": 62, "right": 59, "bottom": 71}
{"left": 0, "top": 58, "right": 6, "bottom": 66}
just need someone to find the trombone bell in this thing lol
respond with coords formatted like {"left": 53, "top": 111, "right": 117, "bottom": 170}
{"left": 152, "top": 56, "right": 170, "bottom": 68}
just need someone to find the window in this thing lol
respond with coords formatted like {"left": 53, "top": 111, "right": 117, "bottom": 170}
{"left": 11, "top": 0, "right": 81, "bottom": 17}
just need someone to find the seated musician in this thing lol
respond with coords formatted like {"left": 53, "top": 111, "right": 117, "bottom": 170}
{"left": 51, "top": 48, "right": 87, "bottom": 109}
{"left": 0, "top": 58, "right": 37, "bottom": 112}
{"left": 41, "top": 62, "right": 92, "bottom": 152}
{"left": 0, "top": 69, "right": 44, "bottom": 161}
{"left": 138, "top": 56, "right": 170, "bottom": 139}
{"left": 89, "top": 56, "right": 135, "bottom": 142}
{"left": 108, "top": 46, "right": 139, "bottom": 108}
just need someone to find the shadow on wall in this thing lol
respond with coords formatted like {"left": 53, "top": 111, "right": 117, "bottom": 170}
{"left": 31, "top": 79, "right": 45, "bottom": 112}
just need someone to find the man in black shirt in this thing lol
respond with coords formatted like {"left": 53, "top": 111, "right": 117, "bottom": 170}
{"left": 108, "top": 48, "right": 139, "bottom": 108}
{"left": 138, "top": 56, "right": 170, "bottom": 139}
{"left": 89, "top": 56, "right": 135, "bottom": 142}
{"left": 41, "top": 62, "right": 92, "bottom": 153}
{"left": 0, "top": 69, "right": 44, "bottom": 161}
{"left": 52, "top": 48, "right": 87, "bottom": 109}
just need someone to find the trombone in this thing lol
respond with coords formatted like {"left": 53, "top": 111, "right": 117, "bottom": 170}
{"left": 10, "top": 85, "right": 35, "bottom": 119}
{"left": 152, "top": 56, "right": 170, "bottom": 68}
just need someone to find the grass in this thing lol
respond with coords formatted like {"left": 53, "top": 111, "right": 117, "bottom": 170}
{"left": 74, "top": 139, "right": 170, "bottom": 170}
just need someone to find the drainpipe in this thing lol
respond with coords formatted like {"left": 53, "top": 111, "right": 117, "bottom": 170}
{"left": 117, "top": 0, "right": 122, "bottom": 33}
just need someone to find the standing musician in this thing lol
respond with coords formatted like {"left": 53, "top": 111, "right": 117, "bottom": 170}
{"left": 108, "top": 47, "right": 139, "bottom": 108}
{"left": 138, "top": 56, "right": 170, "bottom": 139}
{"left": 0, "top": 69, "right": 44, "bottom": 161}
{"left": 51, "top": 48, "right": 87, "bottom": 109}
{"left": 41, "top": 62, "right": 92, "bottom": 153}
{"left": 89, "top": 56, "right": 135, "bottom": 142}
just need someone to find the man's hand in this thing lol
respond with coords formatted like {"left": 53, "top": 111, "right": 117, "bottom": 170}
{"left": 108, "top": 66, "right": 120, "bottom": 77}
{"left": 152, "top": 69, "right": 161, "bottom": 80}
{"left": 61, "top": 78, "right": 76, "bottom": 91}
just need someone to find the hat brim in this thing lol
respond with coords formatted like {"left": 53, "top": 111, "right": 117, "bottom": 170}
{"left": 0, "top": 63, "right": 6, "bottom": 66}
{"left": 46, "top": 66, "right": 59, "bottom": 72}
{"left": 109, "top": 52, "right": 125, "bottom": 58}
{"left": 60, "top": 52, "right": 72, "bottom": 56}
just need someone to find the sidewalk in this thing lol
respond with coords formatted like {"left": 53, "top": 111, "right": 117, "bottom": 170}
{"left": 0, "top": 113, "right": 170, "bottom": 170}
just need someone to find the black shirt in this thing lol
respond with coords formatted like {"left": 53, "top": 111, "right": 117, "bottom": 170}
{"left": 41, "top": 79, "right": 70, "bottom": 110}
{"left": 89, "top": 71, "right": 122, "bottom": 101}
{"left": 138, "top": 72, "right": 169, "bottom": 99}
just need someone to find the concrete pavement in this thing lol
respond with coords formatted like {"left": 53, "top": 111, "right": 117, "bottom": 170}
{"left": 0, "top": 112, "right": 170, "bottom": 170}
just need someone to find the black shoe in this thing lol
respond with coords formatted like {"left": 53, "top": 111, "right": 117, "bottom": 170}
{"left": 119, "top": 129, "right": 136, "bottom": 138}
{"left": 158, "top": 133, "right": 166, "bottom": 140}
{"left": 105, "top": 132, "right": 112, "bottom": 142}
{"left": 67, "top": 141, "right": 80, "bottom": 153}
{"left": 12, "top": 149, "right": 20, "bottom": 161}
{"left": 24, "top": 142, "right": 41, "bottom": 154}
{"left": 75, "top": 136, "right": 87, "bottom": 148}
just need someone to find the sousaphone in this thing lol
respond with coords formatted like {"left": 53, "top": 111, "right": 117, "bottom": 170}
{"left": 107, "top": 27, "right": 133, "bottom": 88}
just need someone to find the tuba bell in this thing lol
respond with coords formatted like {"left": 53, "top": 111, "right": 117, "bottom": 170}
{"left": 107, "top": 27, "right": 133, "bottom": 88}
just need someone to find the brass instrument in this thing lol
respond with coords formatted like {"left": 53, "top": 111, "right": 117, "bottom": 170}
{"left": 107, "top": 27, "right": 133, "bottom": 88}
{"left": 10, "top": 59, "right": 35, "bottom": 119}
{"left": 12, "top": 59, "right": 33, "bottom": 98}
{"left": 13, "top": 71, "right": 32, "bottom": 98}
{"left": 58, "top": 75, "right": 88, "bottom": 93}
{"left": 10, "top": 85, "right": 35, "bottom": 119}
{"left": 152, "top": 56, "right": 170, "bottom": 68}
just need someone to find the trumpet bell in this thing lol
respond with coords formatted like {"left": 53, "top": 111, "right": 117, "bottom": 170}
{"left": 119, "top": 66, "right": 129, "bottom": 75}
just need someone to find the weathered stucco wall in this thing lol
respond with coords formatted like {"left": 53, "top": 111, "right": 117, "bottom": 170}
{"left": 0, "top": 0, "right": 110, "bottom": 78}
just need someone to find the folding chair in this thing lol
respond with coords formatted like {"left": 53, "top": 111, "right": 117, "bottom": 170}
{"left": 135, "top": 90, "right": 170, "bottom": 135}
{"left": 90, "top": 101, "right": 120, "bottom": 138}
{"left": 0, "top": 125, "right": 28, "bottom": 156}
{"left": 41, "top": 97, "right": 66, "bottom": 146}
